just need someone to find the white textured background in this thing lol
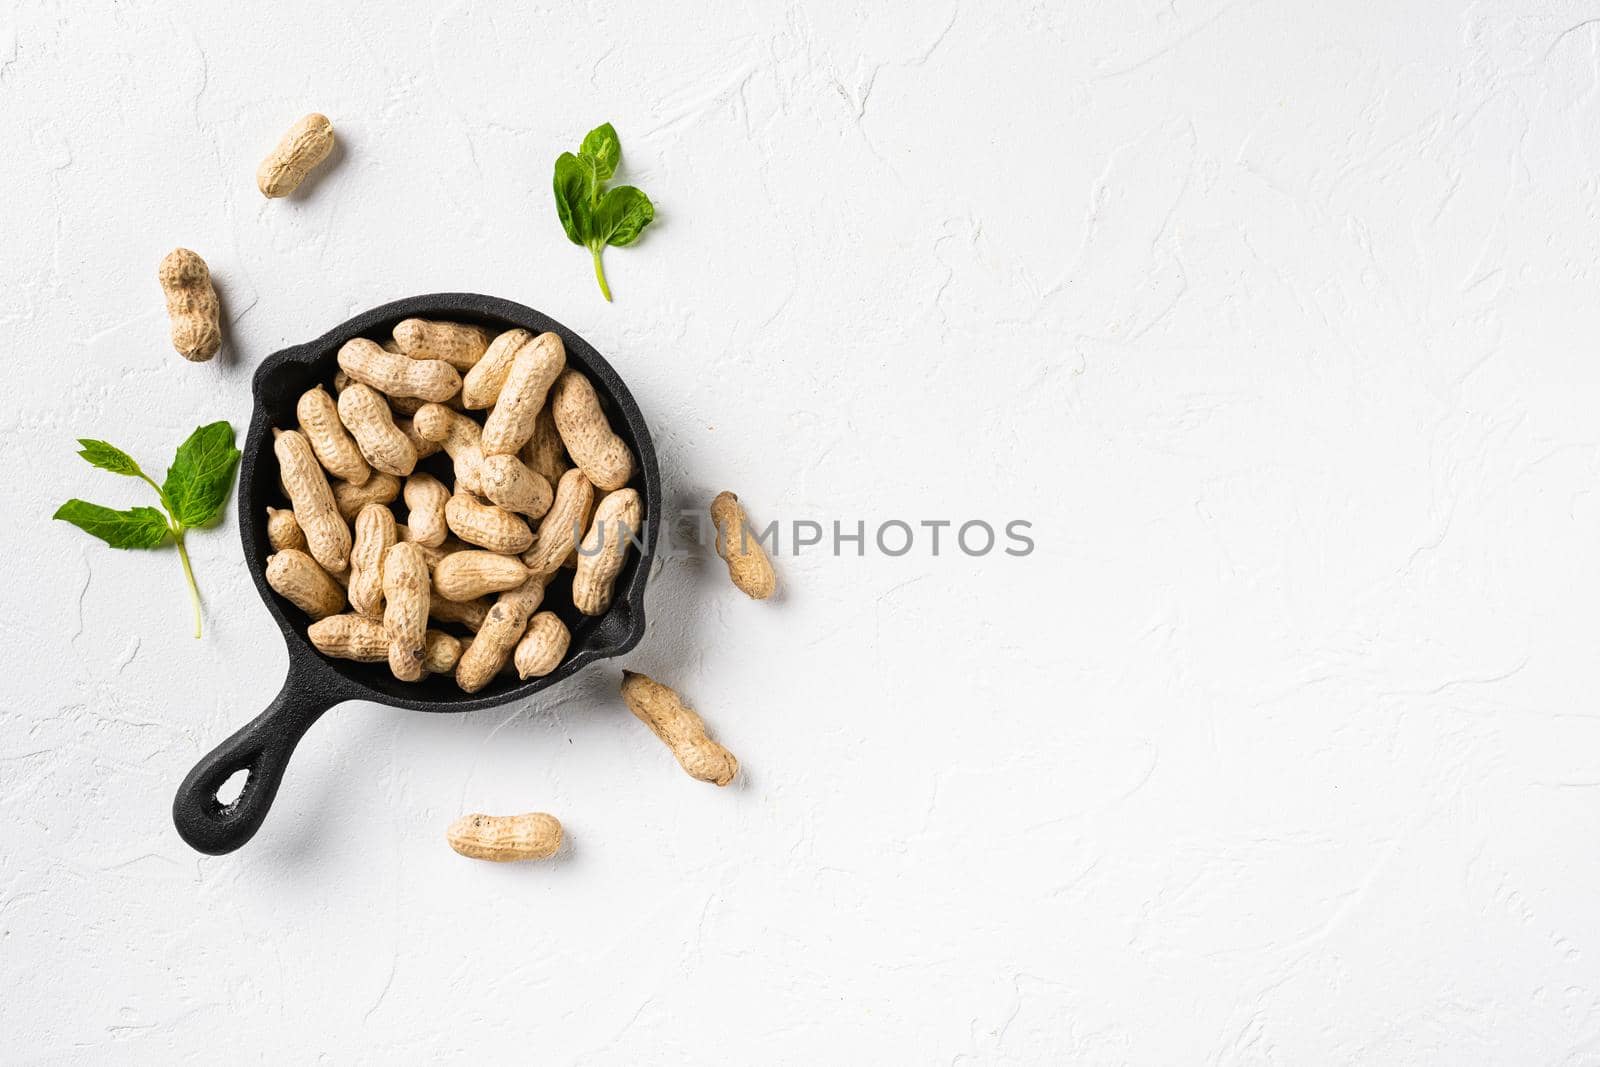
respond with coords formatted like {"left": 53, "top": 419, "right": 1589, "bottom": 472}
{"left": 4, "top": 0, "right": 1600, "bottom": 1062}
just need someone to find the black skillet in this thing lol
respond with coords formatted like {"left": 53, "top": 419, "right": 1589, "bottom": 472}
{"left": 172, "top": 294, "right": 659, "bottom": 855}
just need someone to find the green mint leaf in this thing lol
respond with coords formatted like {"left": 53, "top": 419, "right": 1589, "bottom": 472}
{"left": 553, "top": 151, "right": 596, "bottom": 246}
{"left": 76, "top": 439, "right": 146, "bottom": 478}
{"left": 54, "top": 500, "right": 171, "bottom": 549}
{"left": 579, "top": 123, "right": 621, "bottom": 182}
{"left": 593, "top": 185, "right": 655, "bottom": 248}
{"left": 161, "top": 421, "right": 241, "bottom": 529}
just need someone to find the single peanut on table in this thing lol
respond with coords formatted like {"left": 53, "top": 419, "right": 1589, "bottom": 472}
{"left": 158, "top": 248, "right": 221, "bottom": 363}
{"left": 257, "top": 113, "right": 335, "bottom": 198}
{"left": 710, "top": 491, "right": 776, "bottom": 600}
{"left": 447, "top": 812, "right": 562, "bottom": 861}
{"left": 620, "top": 672, "right": 739, "bottom": 786}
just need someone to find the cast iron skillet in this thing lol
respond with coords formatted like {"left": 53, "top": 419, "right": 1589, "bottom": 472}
{"left": 172, "top": 294, "right": 659, "bottom": 855}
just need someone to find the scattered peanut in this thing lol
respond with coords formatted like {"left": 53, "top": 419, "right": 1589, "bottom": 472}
{"left": 573, "top": 489, "right": 643, "bottom": 616}
{"left": 338, "top": 383, "right": 417, "bottom": 476}
{"left": 333, "top": 471, "right": 401, "bottom": 521}
{"left": 446, "top": 493, "right": 533, "bottom": 554}
{"left": 274, "top": 429, "right": 351, "bottom": 573}
{"left": 522, "top": 468, "right": 594, "bottom": 576}
{"left": 297, "top": 386, "right": 371, "bottom": 486}
{"left": 480, "top": 454, "right": 553, "bottom": 520}
{"left": 402, "top": 473, "right": 451, "bottom": 547}
{"left": 158, "top": 248, "right": 221, "bottom": 363}
{"left": 433, "top": 550, "right": 530, "bottom": 602}
{"left": 347, "top": 503, "right": 396, "bottom": 617}
{"left": 338, "top": 338, "right": 461, "bottom": 403}
{"left": 265, "top": 549, "right": 345, "bottom": 620}
{"left": 620, "top": 672, "right": 739, "bottom": 786}
{"left": 256, "top": 113, "right": 335, "bottom": 198}
{"left": 551, "top": 369, "right": 634, "bottom": 491}
{"left": 481, "top": 332, "right": 566, "bottom": 456}
{"left": 513, "top": 612, "right": 570, "bottom": 679}
{"left": 393, "top": 318, "right": 493, "bottom": 371}
{"left": 446, "top": 812, "right": 562, "bottom": 862}
{"left": 382, "top": 542, "right": 429, "bottom": 681}
{"left": 265, "top": 507, "right": 306, "bottom": 553}
{"left": 710, "top": 491, "right": 776, "bottom": 600}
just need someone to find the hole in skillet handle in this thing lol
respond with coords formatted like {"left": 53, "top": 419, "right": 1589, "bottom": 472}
{"left": 174, "top": 294, "right": 660, "bottom": 854}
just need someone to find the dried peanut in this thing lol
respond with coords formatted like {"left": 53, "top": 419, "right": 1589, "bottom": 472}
{"left": 462, "top": 328, "right": 534, "bottom": 409}
{"left": 429, "top": 593, "right": 489, "bottom": 632}
{"left": 338, "top": 337, "right": 461, "bottom": 403}
{"left": 412, "top": 403, "right": 486, "bottom": 494}
{"left": 256, "top": 113, "right": 334, "bottom": 198}
{"left": 455, "top": 577, "right": 544, "bottom": 693}
{"left": 265, "top": 507, "right": 306, "bottom": 553}
{"left": 309, "top": 614, "right": 457, "bottom": 674}
{"left": 573, "top": 488, "right": 643, "bottom": 616}
{"left": 333, "top": 471, "right": 401, "bottom": 521}
{"left": 382, "top": 542, "right": 429, "bottom": 681}
{"left": 338, "top": 382, "right": 418, "bottom": 476}
{"left": 347, "top": 503, "right": 396, "bottom": 617}
{"left": 446, "top": 493, "right": 533, "bottom": 554}
{"left": 522, "top": 469, "right": 594, "bottom": 576}
{"left": 480, "top": 453, "right": 553, "bottom": 519}
{"left": 481, "top": 332, "right": 565, "bottom": 456}
{"left": 520, "top": 403, "right": 571, "bottom": 488}
{"left": 402, "top": 473, "right": 450, "bottom": 547}
{"left": 423, "top": 630, "right": 463, "bottom": 674}
{"left": 447, "top": 812, "right": 562, "bottom": 862}
{"left": 710, "top": 491, "right": 775, "bottom": 600}
{"left": 308, "top": 614, "right": 388, "bottom": 661}
{"left": 433, "top": 551, "right": 530, "bottom": 601}
{"left": 620, "top": 672, "right": 739, "bottom": 786}
{"left": 513, "top": 612, "right": 570, "bottom": 679}
{"left": 295, "top": 385, "right": 370, "bottom": 485}
{"left": 552, "top": 370, "right": 633, "bottom": 491}
{"left": 266, "top": 549, "right": 345, "bottom": 620}
{"left": 274, "top": 429, "right": 351, "bottom": 573}
{"left": 158, "top": 248, "right": 221, "bottom": 362}
{"left": 395, "top": 414, "right": 441, "bottom": 459}
{"left": 393, "top": 318, "right": 493, "bottom": 371}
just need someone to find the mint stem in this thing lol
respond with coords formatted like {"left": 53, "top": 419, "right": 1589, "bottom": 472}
{"left": 173, "top": 528, "right": 202, "bottom": 639}
{"left": 591, "top": 246, "right": 613, "bottom": 302}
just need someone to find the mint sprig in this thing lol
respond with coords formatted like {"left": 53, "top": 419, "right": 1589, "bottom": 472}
{"left": 553, "top": 122, "right": 655, "bottom": 302}
{"left": 54, "top": 422, "right": 241, "bottom": 638}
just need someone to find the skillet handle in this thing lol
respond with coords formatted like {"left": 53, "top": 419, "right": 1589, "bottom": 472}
{"left": 172, "top": 674, "right": 338, "bottom": 855}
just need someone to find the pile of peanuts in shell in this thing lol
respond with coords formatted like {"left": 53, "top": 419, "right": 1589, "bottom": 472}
{"left": 264, "top": 319, "right": 645, "bottom": 694}
{"left": 183, "top": 116, "right": 784, "bottom": 861}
